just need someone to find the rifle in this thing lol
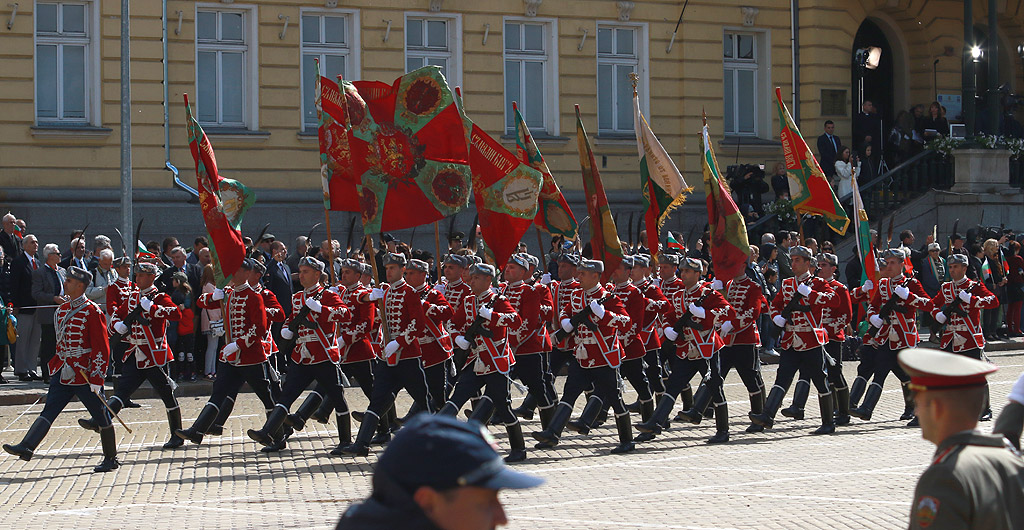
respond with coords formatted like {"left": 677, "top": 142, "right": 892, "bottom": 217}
{"left": 304, "top": 222, "right": 323, "bottom": 257}
{"left": 668, "top": 290, "right": 711, "bottom": 335}
{"left": 452, "top": 296, "right": 497, "bottom": 368}
{"left": 768, "top": 284, "right": 811, "bottom": 340}
{"left": 251, "top": 223, "right": 271, "bottom": 258}
{"left": 627, "top": 212, "right": 635, "bottom": 253}
{"left": 551, "top": 295, "right": 614, "bottom": 343}
{"left": 466, "top": 214, "right": 480, "bottom": 253}
{"left": 344, "top": 215, "right": 357, "bottom": 254}
{"left": 863, "top": 286, "right": 906, "bottom": 340}
{"left": 277, "top": 286, "right": 328, "bottom": 351}
{"left": 112, "top": 296, "right": 153, "bottom": 342}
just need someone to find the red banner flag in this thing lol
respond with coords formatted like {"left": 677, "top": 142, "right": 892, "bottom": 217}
{"left": 314, "top": 61, "right": 359, "bottom": 212}
{"left": 575, "top": 105, "right": 622, "bottom": 282}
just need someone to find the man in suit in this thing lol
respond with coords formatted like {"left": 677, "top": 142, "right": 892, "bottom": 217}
{"left": 0, "top": 213, "right": 21, "bottom": 267}
{"left": 59, "top": 237, "right": 88, "bottom": 271}
{"left": 816, "top": 120, "right": 841, "bottom": 179}
{"left": 186, "top": 236, "right": 208, "bottom": 265}
{"left": 32, "top": 243, "right": 68, "bottom": 382}
{"left": 161, "top": 237, "right": 179, "bottom": 267}
{"left": 86, "top": 235, "right": 112, "bottom": 271}
{"left": 776, "top": 231, "right": 795, "bottom": 280}
{"left": 264, "top": 240, "right": 293, "bottom": 369}
{"left": 156, "top": 246, "right": 202, "bottom": 296}
{"left": 12, "top": 235, "right": 42, "bottom": 381}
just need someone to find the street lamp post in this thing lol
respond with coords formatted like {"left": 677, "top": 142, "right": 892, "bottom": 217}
{"left": 963, "top": 0, "right": 976, "bottom": 137}
{"left": 119, "top": 0, "right": 132, "bottom": 253}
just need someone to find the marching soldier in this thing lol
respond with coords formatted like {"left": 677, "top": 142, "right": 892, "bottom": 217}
{"left": 339, "top": 253, "right": 432, "bottom": 457}
{"left": 247, "top": 256, "right": 353, "bottom": 455}
{"left": 637, "top": 257, "right": 732, "bottom": 444}
{"left": 532, "top": 259, "right": 636, "bottom": 455}
{"left": 898, "top": 348, "right": 1024, "bottom": 530}
{"left": 105, "top": 256, "right": 132, "bottom": 377}
{"left": 851, "top": 248, "right": 933, "bottom": 422}
{"left": 439, "top": 263, "right": 527, "bottom": 462}
{"left": 3, "top": 267, "right": 119, "bottom": 472}
{"left": 714, "top": 269, "right": 768, "bottom": 434}
{"left": 175, "top": 259, "right": 277, "bottom": 445}
{"left": 81, "top": 262, "right": 182, "bottom": 449}
{"left": 655, "top": 253, "right": 695, "bottom": 410}
{"left": 847, "top": 269, "right": 880, "bottom": 411}
{"left": 608, "top": 256, "right": 656, "bottom": 432}
{"left": 502, "top": 254, "right": 558, "bottom": 429}
{"left": 405, "top": 258, "right": 454, "bottom": 415}
{"left": 630, "top": 254, "right": 668, "bottom": 406}
{"left": 749, "top": 246, "right": 837, "bottom": 435}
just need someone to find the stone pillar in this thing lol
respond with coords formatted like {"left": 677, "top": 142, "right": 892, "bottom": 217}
{"left": 952, "top": 149, "right": 1012, "bottom": 193}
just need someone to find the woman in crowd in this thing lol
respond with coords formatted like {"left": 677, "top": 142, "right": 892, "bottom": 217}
{"left": 1004, "top": 240, "right": 1024, "bottom": 337}
{"left": 917, "top": 101, "right": 949, "bottom": 141}
{"left": 833, "top": 146, "right": 860, "bottom": 199}
{"left": 982, "top": 238, "right": 1008, "bottom": 340}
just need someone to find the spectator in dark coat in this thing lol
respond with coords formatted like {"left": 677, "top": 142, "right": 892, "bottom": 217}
{"left": 816, "top": 120, "right": 841, "bottom": 179}
{"left": 11, "top": 235, "right": 42, "bottom": 380}
{"left": 32, "top": 243, "right": 67, "bottom": 382}
{"left": 770, "top": 162, "right": 790, "bottom": 199}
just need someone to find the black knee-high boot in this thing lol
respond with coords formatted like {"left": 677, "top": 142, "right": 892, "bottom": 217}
{"left": 468, "top": 396, "right": 496, "bottom": 425}
{"left": 745, "top": 390, "right": 765, "bottom": 433}
{"left": 78, "top": 397, "right": 124, "bottom": 432}
{"left": 312, "top": 395, "right": 334, "bottom": 424}
{"left": 633, "top": 399, "right": 657, "bottom": 442}
{"left": 505, "top": 421, "right": 527, "bottom": 463}
{"left": 834, "top": 385, "right": 851, "bottom": 426}
{"left": 707, "top": 403, "right": 730, "bottom": 444}
{"left": 175, "top": 402, "right": 221, "bottom": 445}
{"left": 247, "top": 405, "right": 290, "bottom": 447}
{"left": 513, "top": 394, "right": 538, "bottom": 420}
{"left": 3, "top": 417, "right": 51, "bottom": 461}
{"left": 371, "top": 407, "right": 398, "bottom": 445}
{"left": 636, "top": 394, "right": 676, "bottom": 435}
{"left": 811, "top": 392, "right": 836, "bottom": 435}
{"left": 781, "top": 379, "right": 810, "bottom": 420}
{"left": 208, "top": 395, "right": 236, "bottom": 436}
{"left": 677, "top": 385, "right": 714, "bottom": 424}
{"left": 749, "top": 385, "right": 786, "bottom": 429}
{"left": 538, "top": 405, "right": 555, "bottom": 429}
{"left": 610, "top": 413, "right": 635, "bottom": 454}
{"left": 286, "top": 391, "right": 324, "bottom": 431}
{"left": 679, "top": 385, "right": 694, "bottom": 410}
{"left": 437, "top": 401, "right": 459, "bottom": 416}
{"left": 848, "top": 376, "right": 867, "bottom": 409}
{"left": 329, "top": 412, "right": 353, "bottom": 456}
{"left": 341, "top": 411, "right": 380, "bottom": 456}
{"left": 850, "top": 383, "right": 882, "bottom": 421}
{"left": 163, "top": 406, "right": 185, "bottom": 449}
{"left": 900, "top": 382, "right": 916, "bottom": 420}
{"left": 567, "top": 395, "right": 603, "bottom": 435}
{"left": 94, "top": 425, "right": 120, "bottom": 472}
{"left": 531, "top": 402, "right": 573, "bottom": 447}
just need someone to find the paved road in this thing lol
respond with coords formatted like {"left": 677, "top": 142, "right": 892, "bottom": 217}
{"left": 1, "top": 351, "right": 1021, "bottom": 530}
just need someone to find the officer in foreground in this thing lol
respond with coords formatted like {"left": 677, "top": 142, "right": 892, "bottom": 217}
{"left": 337, "top": 414, "right": 543, "bottom": 530}
{"left": 898, "top": 348, "right": 1024, "bottom": 530}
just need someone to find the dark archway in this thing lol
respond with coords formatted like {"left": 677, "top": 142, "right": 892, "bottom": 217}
{"left": 851, "top": 19, "right": 894, "bottom": 156}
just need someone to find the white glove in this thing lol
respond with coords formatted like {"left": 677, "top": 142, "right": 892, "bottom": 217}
{"left": 384, "top": 340, "right": 400, "bottom": 356}
{"left": 478, "top": 306, "right": 493, "bottom": 320}
{"left": 113, "top": 321, "right": 129, "bottom": 335}
{"left": 433, "top": 284, "right": 445, "bottom": 294}
{"left": 140, "top": 297, "right": 153, "bottom": 311}
{"left": 652, "top": 278, "right": 661, "bottom": 288}
{"left": 280, "top": 327, "right": 294, "bottom": 340}
{"left": 328, "top": 286, "right": 340, "bottom": 295}
{"left": 959, "top": 290, "right": 972, "bottom": 303}
{"left": 894, "top": 285, "right": 910, "bottom": 300}
{"left": 540, "top": 273, "right": 552, "bottom": 285}
{"left": 589, "top": 300, "right": 605, "bottom": 319}
{"left": 368, "top": 288, "right": 385, "bottom": 301}
{"left": 90, "top": 383, "right": 102, "bottom": 394}
{"left": 212, "top": 288, "right": 225, "bottom": 301}
{"left": 305, "top": 297, "right": 323, "bottom": 312}
{"left": 1008, "top": 372, "right": 1024, "bottom": 405}
{"left": 861, "top": 280, "right": 873, "bottom": 293}
{"left": 720, "top": 321, "right": 734, "bottom": 335}
{"left": 688, "top": 303, "right": 705, "bottom": 319}
{"left": 869, "top": 314, "right": 884, "bottom": 328}
{"left": 221, "top": 342, "right": 240, "bottom": 360}
{"left": 772, "top": 315, "right": 787, "bottom": 328}
{"left": 455, "top": 335, "right": 471, "bottom": 350}
{"left": 663, "top": 326, "right": 679, "bottom": 341}
{"left": 934, "top": 312, "right": 947, "bottom": 324}
{"left": 711, "top": 279, "right": 723, "bottom": 290}
{"left": 560, "top": 318, "right": 573, "bottom": 332}
{"left": 797, "top": 283, "right": 812, "bottom": 297}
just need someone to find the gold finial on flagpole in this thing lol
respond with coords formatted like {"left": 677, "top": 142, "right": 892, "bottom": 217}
{"left": 702, "top": 107, "right": 708, "bottom": 128}
{"left": 629, "top": 72, "right": 639, "bottom": 97}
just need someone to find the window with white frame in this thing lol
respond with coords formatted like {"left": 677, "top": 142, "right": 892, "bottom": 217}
{"left": 35, "top": 1, "right": 92, "bottom": 123}
{"left": 301, "top": 12, "right": 356, "bottom": 130}
{"left": 504, "top": 20, "right": 556, "bottom": 135}
{"left": 405, "top": 15, "right": 459, "bottom": 87}
{"left": 196, "top": 9, "right": 250, "bottom": 127}
{"left": 597, "top": 24, "right": 641, "bottom": 135}
{"left": 723, "top": 32, "right": 758, "bottom": 137}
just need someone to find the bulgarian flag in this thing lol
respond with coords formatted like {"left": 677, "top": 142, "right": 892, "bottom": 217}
{"left": 314, "top": 59, "right": 360, "bottom": 212}
{"left": 575, "top": 105, "right": 622, "bottom": 282}
{"left": 702, "top": 119, "right": 750, "bottom": 281}
{"left": 666, "top": 232, "right": 684, "bottom": 251}
{"left": 512, "top": 102, "right": 578, "bottom": 240}
{"left": 851, "top": 175, "right": 878, "bottom": 293}
{"left": 635, "top": 90, "right": 690, "bottom": 256}
{"left": 774, "top": 87, "right": 850, "bottom": 235}
{"left": 136, "top": 241, "right": 157, "bottom": 261}
{"left": 184, "top": 94, "right": 253, "bottom": 287}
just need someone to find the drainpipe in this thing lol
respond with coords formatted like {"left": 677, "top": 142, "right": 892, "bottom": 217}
{"left": 164, "top": 0, "right": 198, "bottom": 198}
{"left": 791, "top": 0, "right": 800, "bottom": 121}
{"left": 120, "top": 0, "right": 132, "bottom": 246}
{"left": 986, "top": 0, "right": 999, "bottom": 135}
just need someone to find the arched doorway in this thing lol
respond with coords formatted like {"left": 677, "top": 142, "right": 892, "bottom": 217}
{"left": 851, "top": 19, "right": 894, "bottom": 153}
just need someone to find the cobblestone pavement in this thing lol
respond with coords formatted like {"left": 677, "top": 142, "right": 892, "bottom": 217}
{"left": 1, "top": 351, "right": 1022, "bottom": 530}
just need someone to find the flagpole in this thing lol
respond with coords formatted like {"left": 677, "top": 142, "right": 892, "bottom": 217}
{"left": 364, "top": 234, "right": 391, "bottom": 343}
{"left": 434, "top": 220, "right": 442, "bottom": 280}
{"left": 535, "top": 226, "right": 545, "bottom": 263}
{"left": 323, "top": 207, "right": 337, "bottom": 285}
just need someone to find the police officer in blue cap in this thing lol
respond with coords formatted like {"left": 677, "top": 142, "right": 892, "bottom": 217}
{"left": 337, "top": 414, "right": 543, "bottom": 530}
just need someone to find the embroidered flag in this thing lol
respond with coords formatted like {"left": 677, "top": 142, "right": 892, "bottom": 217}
{"left": 851, "top": 175, "right": 878, "bottom": 293}
{"left": 702, "top": 120, "right": 750, "bottom": 281}
{"left": 635, "top": 90, "right": 690, "bottom": 256}
{"left": 512, "top": 102, "right": 578, "bottom": 240}
{"left": 314, "top": 60, "right": 360, "bottom": 212}
{"left": 575, "top": 105, "right": 622, "bottom": 282}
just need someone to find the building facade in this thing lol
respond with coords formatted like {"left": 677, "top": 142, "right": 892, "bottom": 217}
{"left": 2, "top": 0, "right": 1023, "bottom": 250}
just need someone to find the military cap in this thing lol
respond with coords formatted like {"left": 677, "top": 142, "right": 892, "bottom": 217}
{"left": 251, "top": 259, "right": 267, "bottom": 275}
{"left": 790, "top": 245, "right": 814, "bottom": 260}
{"left": 298, "top": 256, "right": 325, "bottom": 272}
{"left": 66, "top": 266, "right": 93, "bottom": 285}
{"left": 406, "top": 259, "right": 429, "bottom": 272}
{"left": 375, "top": 414, "right": 543, "bottom": 495}
{"left": 112, "top": 256, "right": 131, "bottom": 269}
{"left": 136, "top": 262, "right": 160, "bottom": 275}
{"left": 678, "top": 256, "right": 702, "bottom": 272}
{"left": 658, "top": 253, "right": 680, "bottom": 266}
{"left": 578, "top": 259, "right": 604, "bottom": 273}
{"left": 633, "top": 254, "right": 651, "bottom": 268}
{"left": 947, "top": 253, "right": 969, "bottom": 266}
{"left": 360, "top": 263, "right": 374, "bottom": 276}
{"left": 880, "top": 248, "right": 906, "bottom": 260}
{"left": 951, "top": 233, "right": 965, "bottom": 241}
{"left": 927, "top": 242, "right": 941, "bottom": 252}
{"left": 381, "top": 233, "right": 397, "bottom": 243}
{"left": 443, "top": 254, "right": 468, "bottom": 267}
{"left": 508, "top": 254, "right": 530, "bottom": 269}
{"left": 897, "top": 348, "right": 997, "bottom": 392}
{"left": 817, "top": 253, "right": 838, "bottom": 267}
{"left": 558, "top": 253, "right": 581, "bottom": 267}
{"left": 448, "top": 231, "right": 465, "bottom": 242}
{"left": 621, "top": 255, "right": 635, "bottom": 268}
{"left": 523, "top": 254, "right": 540, "bottom": 269}
{"left": 383, "top": 252, "right": 407, "bottom": 267}
{"left": 467, "top": 255, "right": 483, "bottom": 266}
{"left": 468, "top": 263, "right": 496, "bottom": 277}
{"left": 340, "top": 258, "right": 363, "bottom": 272}
{"left": 419, "top": 251, "right": 434, "bottom": 261}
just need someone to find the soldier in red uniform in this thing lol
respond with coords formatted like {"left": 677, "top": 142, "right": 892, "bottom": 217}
{"left": 851, "top": 248, "right": 934, "bottom": 422}
{"left": 82, "top": 262, "right": 182, "bottom": 449}
{"left": 502, "top": 254, "right": 558, "bottom": 429}
{"left": 637, "top": 257, "right": 732, "bottom": 444}
{"left": 439, "top": 263, "right": 527, "bottom": 462}
{"left": 654, "top": 253, "right": 695, "bottom": 410}
{"left": 4, "top": 267, "right": 118, "bottom": 472}
{"left": 630, "top": 254, "right": 668, "bottom": 403}
{"left": 340, "top": 253, "right": 432, "bottom": 457}
{"left": 404, "top": 258, "right": 453, "bottom": 415}
{"left": 175, "top": 259, "right": 276, "bottom": 445}
{"left": 608, "top": 256, "right": 656, "bottom": 430}
{"left": 750, "top": 246, "right": 838, "bottom": 435}
{"left": 847, "top": 264, "right": 881, "bottom": 410}
{"left": 714, "top": 270, "right": 768, "bottom": 434}
{"left": 533, "top": 259, "right": 636, "bottom": 455}
{"left": 105, "top": 256, "right": 132, "bottom": 377}
{"left": 248, "top": 256, "right": 353, "bottom": 455}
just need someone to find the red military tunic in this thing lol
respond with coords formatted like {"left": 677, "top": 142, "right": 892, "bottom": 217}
{"left": 868, "top": 274, "right": 932, "bottom": 350}
{"left": 105, "top": 276, "right": 132, "bottom": 321}
{"left": 636, "top": 277, "right": 667, "bottom": 351}
{"left": 49, "top": 295, "right": 110, "bottom": 386}
{"left": 331, "top": 283, "right": 377, "bottom": 364}
{"left": 655, "top": 276, "right": 685, "bottom": 343}
{"left": 381, "top": 279, "right": 429, "bottom": 365}
{"left": 851, "top": 285, "right": 887, "bottom": 347}
{"left": 819, "top": 276, "right": 852, "bottom": 343}
{"left": 929, "top": 277, "right": 999, "bottom": 353}
{"left": 441, "top": 278, "right": 473, "bottom": 335}
{"left": 287, "top": 285, "right": 346, "bottom": 365}
{"left": 415, "top": 283, "right": 454, "bottom": 368}
{"left": 113, "top": 285, "right": 180, "bottom": 368}
{"left": 453, "top": 289, "right": 520, "bottom": 375}
{"left": 611, "top": 281, "right": 649, "bottom": 361}
{"left": 198, "top": 283, "right": 267, "bottom": 366}
{"left": 501, "top": 280, "right": 552, "bottom": 356}
{"left": 660, "top": 281, "right": 731, "bottom": 359}
{"left": 559, "top": 285, "right": 630, "bottom": 368}
{"left": 253, "top": 283, "right": 286, "bottom": 357}
{"left": 770, "top": 273, "right": 835, "bottom": 352}
{"left": 719, "top": 276, "right": 765, "bottom": 347}
{"left": 548, "top": 278, "right": 581, "bottom": 351}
